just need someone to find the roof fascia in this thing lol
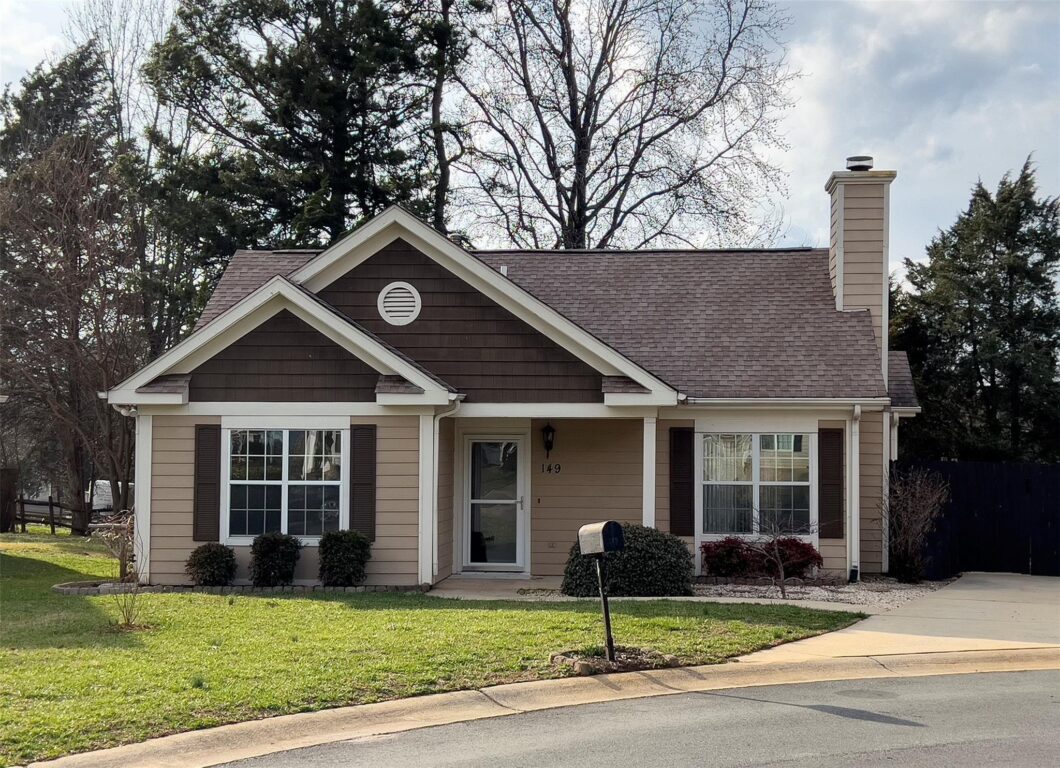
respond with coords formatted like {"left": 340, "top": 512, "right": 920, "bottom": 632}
{"left": 290, "top": 207, "right": 676, "bottom": 397}
{"left": 109, "top": 277, "right": 448, "bottom": 403}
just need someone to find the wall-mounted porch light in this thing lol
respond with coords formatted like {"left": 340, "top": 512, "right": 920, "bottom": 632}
{"left": 542, "top": 422, "right": 556, "bottom": 458}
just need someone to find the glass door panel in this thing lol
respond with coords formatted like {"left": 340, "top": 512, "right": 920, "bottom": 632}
{"left": 467, "top": 440, "right": 521, "bottom": 566}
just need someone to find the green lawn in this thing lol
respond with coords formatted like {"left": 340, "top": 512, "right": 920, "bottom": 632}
{"left": 0, "top": 531, "right": 859, "bottom": 766}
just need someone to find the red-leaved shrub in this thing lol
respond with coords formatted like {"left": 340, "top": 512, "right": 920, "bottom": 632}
{"left": 700, "top": 536, "right": 822, "bottom": 579}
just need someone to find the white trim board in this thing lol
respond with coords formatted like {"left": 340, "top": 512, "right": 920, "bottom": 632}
{"left": 288, "top": 207, "right": 677, "bottom": 402}
{"left": 109, "top": 276, "right": 451, "bottom": 406}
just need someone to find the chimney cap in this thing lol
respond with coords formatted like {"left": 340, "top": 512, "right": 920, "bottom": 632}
{"left": 846, "top": 155, "right": 874, "bottom": 171}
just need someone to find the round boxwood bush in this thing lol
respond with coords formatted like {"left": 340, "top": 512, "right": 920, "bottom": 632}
{"left": 185, "top": 543, "right": 237, "bottom": 586}
{"left": 249, "top": 532, "right": 302, "bottom": 587}
{"left": 561, "top": 524, "right": 694, "bottom": 597}
{"left": 318, "top": 530, "right": 372, "bottom": 586}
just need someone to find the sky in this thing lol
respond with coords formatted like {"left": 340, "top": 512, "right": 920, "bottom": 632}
{"left": 1, "top": 0, "right": 1058, "bottom": 274}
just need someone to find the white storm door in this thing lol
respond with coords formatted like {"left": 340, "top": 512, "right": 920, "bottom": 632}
{"left": 464, "top": 437, "right": 525, "bottom": 570}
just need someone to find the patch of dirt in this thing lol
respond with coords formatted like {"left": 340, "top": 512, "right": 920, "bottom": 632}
{"left": 551, "top": 646, "right": 681, "bottom": 675}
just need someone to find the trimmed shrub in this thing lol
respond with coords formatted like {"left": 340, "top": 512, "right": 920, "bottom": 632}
{"left": 185, "top": 543, "right": 237, "bottom": 586}
{"left": 318, "top": 530, "right": 372, "bottom": 586}
{"left": 699, "top": 537, "right": 823, "bottom": 580}
{"left": 699, "top": 537, "right": 756, "bottom": 577}
{"left": 249, "top": 532, "right": 302, "bottom": 587}
{"left": 764, "top": 538, "right": 823, "bottom": 579}
{"left": 561, "top": 524, "right": 694, "bottom": 597}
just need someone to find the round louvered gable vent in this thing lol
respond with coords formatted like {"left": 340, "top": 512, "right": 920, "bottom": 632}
{"left": 377, "top": 281, "right": 422, "bottom": 326}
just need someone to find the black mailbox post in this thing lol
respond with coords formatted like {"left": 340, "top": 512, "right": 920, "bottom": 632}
{"left": 578, "top": 521, "right": 625, "bottom": 662}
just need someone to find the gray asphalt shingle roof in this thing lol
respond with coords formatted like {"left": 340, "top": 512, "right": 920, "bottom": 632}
{"left": 888, "top": 351, "right": 919, "bottom": 409}
{"left": 475, "top": 249, "right": 888, "bottom": 399}
{"left": 193, "top": 245, "right": 893, "bottom": 401}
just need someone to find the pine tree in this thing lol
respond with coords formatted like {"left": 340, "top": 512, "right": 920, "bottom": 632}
{"left": 146, "top": 0, "right": 435, "bottom": 246}
{"left": 892, "top": 159, "right": 1060, "bottom": 461}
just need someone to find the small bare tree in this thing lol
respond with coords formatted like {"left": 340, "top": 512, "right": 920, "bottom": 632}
{"left": 94, "top": 510, "right": 145, "bottom": 629}
{"left": 882, "top": 467, "right": 950, "bottom": 583}
{"left": 455, "top": 0, "right": 792, "bottom": 248}
{"left": 740, "top": 515, "right": 822, "bottom": 599}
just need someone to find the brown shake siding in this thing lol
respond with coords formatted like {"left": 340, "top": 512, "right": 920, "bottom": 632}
{"left": 529, "top": 418, "right": 643, "bottom": 576}
{"left": 189, "top": 310, "right": 378, "bottom": 402}
{"left": 149, "top": 414, "right": 420, "bottom": 586}
{"left": 817, "top": 418, "right": 848, "bottom": 576}
{"left": 435, "top": 418, "right": 455, "bottom": 582}
{"left": 859, "top": 411, "right": 885, "bottom": 573}
{"left": 316, "top": 239, "right": 603, "bottom": 402}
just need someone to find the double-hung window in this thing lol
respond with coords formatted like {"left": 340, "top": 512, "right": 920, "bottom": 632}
{"left": 225, "top": 427, "right": 346, "bottom": 543}
{"left": 702, "top": 433, "right": 813, "bottom": 536}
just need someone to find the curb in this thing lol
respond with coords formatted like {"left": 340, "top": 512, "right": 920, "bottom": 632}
{"left": 51, "top": 582, "right": 430, "bottom": 596}
{"left": 26, "top": 647, "right": 1060, "bottom": 768}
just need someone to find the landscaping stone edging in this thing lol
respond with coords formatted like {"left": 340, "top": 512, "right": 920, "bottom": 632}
{"left": 52, "top": 581, "right": 430, "bottom": 596}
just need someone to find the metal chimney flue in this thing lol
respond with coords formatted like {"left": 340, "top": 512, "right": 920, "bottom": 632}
{"left": 846, "top": 155, "right": 874, "bottom": 171}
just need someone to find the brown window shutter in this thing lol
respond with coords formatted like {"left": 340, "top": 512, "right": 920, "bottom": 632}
{"left": 818, "top": 427, "right": 844, "bottom": 539}
{"left": 669, "top": 427, "right": 694, "bottom": 536}
{"left": 193, "top": 424, "right": 221, "bottom": 542}
{"left": 350, "top": 424, "right": 377, "bottom": 541}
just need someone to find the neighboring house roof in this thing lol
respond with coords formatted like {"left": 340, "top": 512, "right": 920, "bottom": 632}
{"left": 888, "top": 351, "right": 920, "bottom": 409}
{"left": 475, "top": 249, "right": 888, "bottom": 400}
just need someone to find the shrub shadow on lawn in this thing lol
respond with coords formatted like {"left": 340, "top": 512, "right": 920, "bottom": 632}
{"left": 1, "top": 553, "right": 144, "bottom": 650}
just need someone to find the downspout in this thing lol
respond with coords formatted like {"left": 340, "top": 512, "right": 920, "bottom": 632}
{"left": 849, "top": 405, "right": 861, "bottom": 583}
{"left": 431, "top": 395, "right": 464, "bottom": 579}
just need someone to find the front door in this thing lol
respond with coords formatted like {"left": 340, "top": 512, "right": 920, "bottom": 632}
{"left": 464, "top": 437, "right": 525, "bottom": 570}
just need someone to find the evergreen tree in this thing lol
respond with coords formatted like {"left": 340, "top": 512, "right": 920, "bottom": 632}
{"left": 146, "top": 0, "right": 434, "bottom": 246}
{"left": 892, "top": 159, "right": 1060, "bottom": 461}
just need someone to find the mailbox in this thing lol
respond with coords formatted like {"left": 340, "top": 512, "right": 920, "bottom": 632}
{"left": 578, "top": 521, "right": 624, "bottom": 556}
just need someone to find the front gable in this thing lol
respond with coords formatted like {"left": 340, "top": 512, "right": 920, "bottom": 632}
{"left": 317, "top": 240, "right": 602, "bottom": 403}
{"left": 188, "top": 309, "right": 378, "bottom": 402}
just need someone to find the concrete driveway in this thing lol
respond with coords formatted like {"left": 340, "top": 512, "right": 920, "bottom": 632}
{"left": 743, "top": 572, "right": 1060, "bottom": 662}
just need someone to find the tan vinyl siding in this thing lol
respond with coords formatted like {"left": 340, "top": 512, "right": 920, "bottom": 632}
{"left": 529, "top": 419, "right": 643, "bottom": 576}
{"left": 655, "top": 419, "right": 693, "bottom": 534}
{"left": 149, "top": 414, "right": 420, "bottom": 586}
{"left": 838, "top": 183, "right": 886, "bottom": 356}
{"left": 859, "top": 410, "right": 885, "bottom": 573}
{"left": 435, "top": 417, "right": 455, "bottom": 582}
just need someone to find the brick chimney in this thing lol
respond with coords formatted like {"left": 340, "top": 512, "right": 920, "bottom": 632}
{"left": 826, "top": 156, "right": 896, "bottom": 384}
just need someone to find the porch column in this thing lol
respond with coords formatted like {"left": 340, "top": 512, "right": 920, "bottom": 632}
{"left": 133, "top": 413, "right": 152, "bottom": 584}
{"left": 849, "top": 406, "right": 861, "bottom": 581}
{"left": 642, "top": 417, "right": 657, "bottom": 527}
{"left": 417, "top": 414, "right": 435, "bottom": 586}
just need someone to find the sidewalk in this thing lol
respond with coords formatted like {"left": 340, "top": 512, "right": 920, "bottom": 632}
{"left": 741, "top": 572, "right": 1060, "bottom": 662}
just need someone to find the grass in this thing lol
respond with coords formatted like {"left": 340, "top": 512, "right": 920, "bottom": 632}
{"left": 0, "top": 531, "right": 860, "bottom": 766}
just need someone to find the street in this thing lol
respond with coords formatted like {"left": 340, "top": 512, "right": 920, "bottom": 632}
{"left": 222, "top": 670, "right": 1060, "bottom": 767}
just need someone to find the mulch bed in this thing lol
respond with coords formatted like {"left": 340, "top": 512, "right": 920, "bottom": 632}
{"left": 551, "top": 646, "right": 682, "bottom": 675}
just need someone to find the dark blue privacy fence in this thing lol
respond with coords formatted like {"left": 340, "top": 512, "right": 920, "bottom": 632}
{"left": 898, "top": 461, "right": 1060, "bottom": 579}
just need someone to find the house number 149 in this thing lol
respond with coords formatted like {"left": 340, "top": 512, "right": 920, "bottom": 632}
{"left": 540, "top": 463, "right": 562, "bottom": 474}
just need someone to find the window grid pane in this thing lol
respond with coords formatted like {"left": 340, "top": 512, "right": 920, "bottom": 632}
{"left": 702, "top": 433, "right": 813, "bottom": 537}
{"left": 228, "top": 428, "right": 343, "bottom": 540}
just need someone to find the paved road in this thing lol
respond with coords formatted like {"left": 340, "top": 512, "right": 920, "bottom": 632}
{"left": 224, "top": 670, "right": 1060, "bottom": 767}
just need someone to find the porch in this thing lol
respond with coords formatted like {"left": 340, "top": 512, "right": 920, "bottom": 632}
{"left": 434, "top": 416, "right": 681, "bottom": 582}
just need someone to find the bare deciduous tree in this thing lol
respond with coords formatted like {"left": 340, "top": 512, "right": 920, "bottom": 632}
{"left": 881, "top": 467, "right": 950, "bottom": 583}
{"left": 0, "top": 136, "right": 145, "bottom": 531}
{"left": 454, "top": 0, "right": 791, "bottom": 248}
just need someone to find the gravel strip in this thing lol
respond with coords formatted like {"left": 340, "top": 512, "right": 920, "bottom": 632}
{"left": 692, "top": 577, "right": 952, "bottom": 609}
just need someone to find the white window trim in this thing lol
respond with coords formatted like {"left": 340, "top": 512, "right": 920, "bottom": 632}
{"left": 219, "top": 418, "right": 350, "bottom": 548}
{"left": 697, "top": 431, "right": 819, "bottom": 545}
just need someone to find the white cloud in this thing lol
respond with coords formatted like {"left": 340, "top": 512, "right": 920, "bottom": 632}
{"left": 0, "top": 0, "right": 70, "bottom": 86}
{"left": 773, "top": 0, "right": 1059, "bottom": 277}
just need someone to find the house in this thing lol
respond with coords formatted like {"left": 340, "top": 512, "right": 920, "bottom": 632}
{"left": 108, "top": 156, "right": 920, "bottom": 587}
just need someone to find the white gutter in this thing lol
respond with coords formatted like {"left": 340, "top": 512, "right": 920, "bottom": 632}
{"left": 849, "top": 404, "right": 861, "bottom": 582}
{"left": 683, "top": 397, "right": 890, "bottom": 408}
{"left": 431, "top": 395, "right": 464, "bottom": 578}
